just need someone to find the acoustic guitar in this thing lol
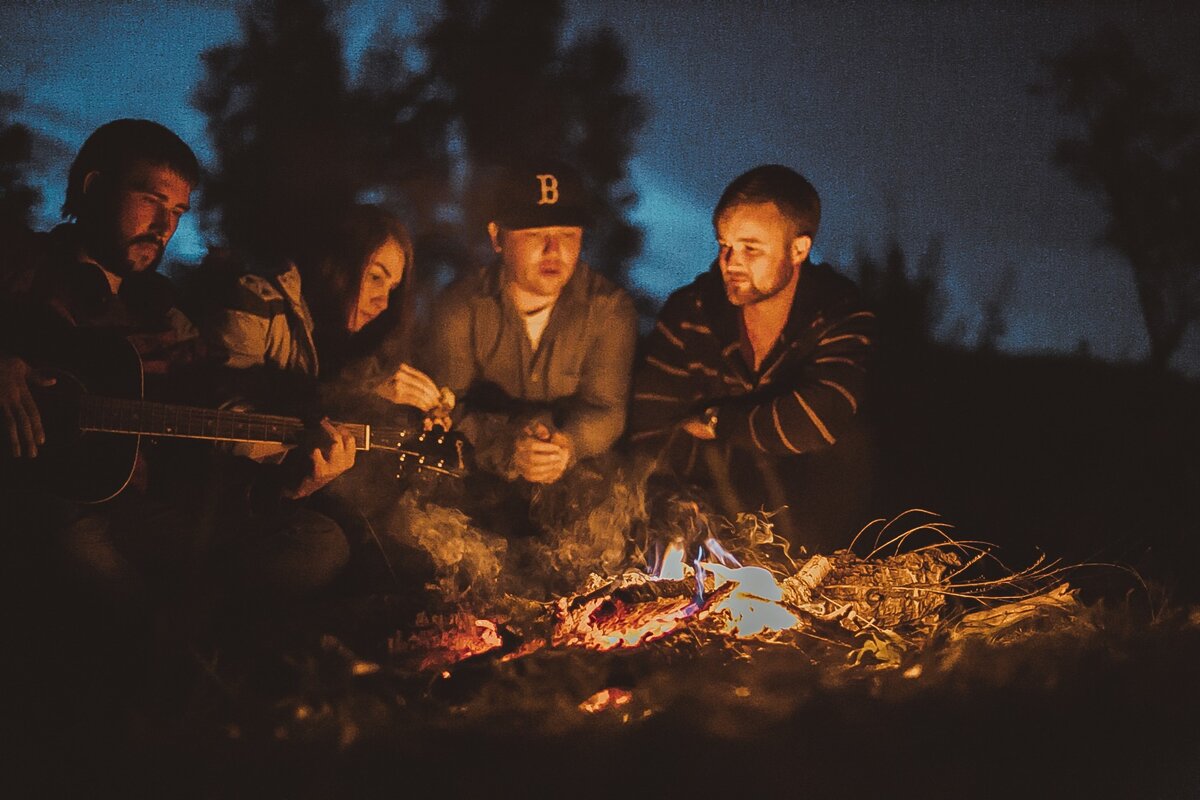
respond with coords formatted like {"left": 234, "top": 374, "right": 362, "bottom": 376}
{"left": 7, "top": 332, "right": 467, "bottom": 503}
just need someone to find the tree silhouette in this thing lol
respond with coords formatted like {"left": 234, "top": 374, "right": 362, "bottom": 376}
{"left": 0, "top": 93, "right": 40, "bottom": 231}
{"left": 856, "top": 234, "right": 946, "bottom": 353}
{"left": 1039, "top": 26, "right": 1200, "bottom": 371}
{"left": 194, "top": 0, "right": 646, "bottom": 290}
{"left": 409, "top": 0, "right": 647, "bottom": 282}
{"left": 976, "top": 266, "right": 1016, "bottom": 355}
{"left": 194, "top": 0, "right": 418, "bottom": 264}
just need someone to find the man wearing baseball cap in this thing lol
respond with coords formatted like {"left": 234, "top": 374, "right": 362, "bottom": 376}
{"left": 426, "top": 162, "right": 637, "bottom": 488}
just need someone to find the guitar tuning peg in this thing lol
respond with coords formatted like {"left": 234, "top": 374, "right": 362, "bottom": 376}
{"left": 436, "top": 435, "right": 445, "bottom": 444}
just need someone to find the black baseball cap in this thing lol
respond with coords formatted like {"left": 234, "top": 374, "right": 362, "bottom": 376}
{"left": 488, "top": 161, "right": 592, "bottom": 230}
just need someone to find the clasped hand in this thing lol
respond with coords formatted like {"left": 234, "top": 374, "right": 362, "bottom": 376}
{"left": 512, "top": 422, "right": 574, "bottom": 484}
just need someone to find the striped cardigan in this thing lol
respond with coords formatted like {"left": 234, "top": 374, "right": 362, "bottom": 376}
{"left": 630, "top": 261, "right": 874, "bottom": 477}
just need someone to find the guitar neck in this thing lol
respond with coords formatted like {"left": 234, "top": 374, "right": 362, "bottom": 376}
{"left": 78, "top": 396, "right": 373, "bottom": 450}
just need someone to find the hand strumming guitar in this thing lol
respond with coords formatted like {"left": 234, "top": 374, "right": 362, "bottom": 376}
{"left": 1, "top": 355, "right": 56, "bottom": 458}
{"left": 284, "top": 418, "right": 357, "bottom": 499}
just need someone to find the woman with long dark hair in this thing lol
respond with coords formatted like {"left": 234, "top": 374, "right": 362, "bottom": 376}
{"left": 198, "top": 204, "right": 442, "bottom": 597}
{"left": 211, "top": 203, "right": 439, "bottom": 418}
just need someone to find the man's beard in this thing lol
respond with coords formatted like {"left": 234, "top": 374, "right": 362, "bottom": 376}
{"left": 724, "top": 261, "right": 794, "bottom": 307}
{"left": 106, "top": 235, "right": 165, "bottom": 277}
{"left": 80, "top": 214, "right": 165, "bottom": 277}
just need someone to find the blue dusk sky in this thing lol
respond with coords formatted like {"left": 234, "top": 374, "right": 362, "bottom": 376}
{"left": 2, "top": 0, "right": 1197, "bottom": 371}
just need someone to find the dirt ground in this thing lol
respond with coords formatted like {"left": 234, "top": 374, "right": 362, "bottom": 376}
{"left": 3, "top": 348, "right": 1198, "bottom": 798}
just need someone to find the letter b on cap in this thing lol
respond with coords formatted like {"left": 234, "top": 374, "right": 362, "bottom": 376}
{"left": 536, "top": 174, "right": 559, "bottom": 205}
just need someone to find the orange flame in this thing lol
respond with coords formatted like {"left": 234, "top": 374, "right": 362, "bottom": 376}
{"left": 656, "top": 542, "right": 688, "bottom": 581}
{"left": 649, "top": 537, "right": 801, "bottom": 636}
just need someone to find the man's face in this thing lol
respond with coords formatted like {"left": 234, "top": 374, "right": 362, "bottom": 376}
{"left": 85, "top": 160, "right": 193, "bottom": 276}
{"left": 490, "top": 223, "right": 583, "bottom": 300}
{"left": 715, "top": 201, "right": 810, "bottom": 306}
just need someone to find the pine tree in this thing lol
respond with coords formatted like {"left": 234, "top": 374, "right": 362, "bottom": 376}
{"left": 0, "top": 93, "right": 40, "bottom": 231}
{"left": 411, "top": 0, "right": 647, "bottom": 281}
{"left": 1039, "top": 26, "right": 1200, "bottom": 370}
{"left": 195, "top": 0, "right": 382, "bottom": 262}
{"left": 195, "top": 0, "right": 647, "bottom": 288}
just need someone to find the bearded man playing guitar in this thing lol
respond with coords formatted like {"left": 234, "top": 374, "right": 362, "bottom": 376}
{"left": 0, "top": 120, "right": 359, "bottom": 612}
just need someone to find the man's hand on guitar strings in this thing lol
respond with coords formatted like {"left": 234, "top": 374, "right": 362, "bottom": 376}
{"left": 286, "top": 418, "right": 357, "bottom": 499}
{"left": 1, "top": 355, "right": 55, "bottom": 458}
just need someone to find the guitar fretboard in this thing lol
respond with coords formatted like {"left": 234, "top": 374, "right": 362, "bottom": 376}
{"left": 78, "top": 396, "right": 371, "bottom": 449}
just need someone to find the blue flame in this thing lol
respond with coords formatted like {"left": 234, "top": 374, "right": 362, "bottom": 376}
{"left": 692, "top": 547, "right": 707, "bottom": 606}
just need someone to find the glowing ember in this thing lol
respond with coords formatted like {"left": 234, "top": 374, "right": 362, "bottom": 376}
{"left": 579, "top": 687, "right": 633, "bottom": 713}
{"left": 394, "top": 614, "right": 504, "bottom": 670}
{"left": 553, "top": 578, "right": 701, "bottom": 650}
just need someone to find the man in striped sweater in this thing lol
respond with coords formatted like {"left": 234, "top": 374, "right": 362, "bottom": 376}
{"left": 629, "top": 165, "right": 876, "bottom": 552}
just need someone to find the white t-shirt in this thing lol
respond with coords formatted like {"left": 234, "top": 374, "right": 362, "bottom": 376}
{"left": 523, "top": 303, "right": 555, "bottom": 350}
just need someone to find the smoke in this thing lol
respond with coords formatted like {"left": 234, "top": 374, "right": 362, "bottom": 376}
{"left": 379, "top": 460, "right": 652, "bottom": 607}
{"left": 383, "top": 495, "right": 506, "bottom": 603}
{"left": 378, "top": 454, "right": 798, "bottom": 610}
{"left": 522, "top": 464, "right": 647, "bottom": 596}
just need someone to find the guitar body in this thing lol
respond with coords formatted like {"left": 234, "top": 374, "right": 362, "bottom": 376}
{"left": 17, "top": 332, "right": 144, "bottom": 504}
{"left": 4, "top": 331, "right": 469, "bottom": 504}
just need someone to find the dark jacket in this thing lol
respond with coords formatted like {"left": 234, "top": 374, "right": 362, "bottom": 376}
{"left": 629, "top": 261, "right": 876, "bottom": 550}
{"left": 0, "top": 223, "right": 201, "bottom": 398}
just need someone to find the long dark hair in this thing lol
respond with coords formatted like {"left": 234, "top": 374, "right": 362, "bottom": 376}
{"left": 299, "top": 204, "right": 415, "bottom": 374}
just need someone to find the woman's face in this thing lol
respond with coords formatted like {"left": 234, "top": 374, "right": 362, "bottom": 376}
{"left": 348, "top": 236, "right": 406, "bottom": 333}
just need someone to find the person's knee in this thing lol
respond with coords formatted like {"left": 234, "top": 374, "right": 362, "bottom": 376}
{"left": 285, "top": 509, "right": 351, "bottom": 591}
{"left": 303, "top": 511, "right": 352, "bottom": 581}
{"left": 52, "top": 515, "right": 145, "bottom": 603}
{"left": 240, "top": 509, "right": 351, "bottom": 598}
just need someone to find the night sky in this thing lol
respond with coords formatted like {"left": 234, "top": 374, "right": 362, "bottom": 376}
{"left": 3, "top": 0, "right": 1198, "bottom": 372}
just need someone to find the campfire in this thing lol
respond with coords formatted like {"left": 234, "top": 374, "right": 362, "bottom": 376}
{"left": 216, "top": 488, "right": 1153, "bottom": 772}
{"left": 394, "top": 501, "right": 1083, "bottom": 676}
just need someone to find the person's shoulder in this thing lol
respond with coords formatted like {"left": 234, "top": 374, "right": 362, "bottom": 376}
{"left": 0, "top": 221, "right": 49, "bottom": 293}
{"left": 10, "top": 223, "right": 76, "bottom": 272}
{"left": 657, "top": 265, "right": 722, "bottom": 320}
{"left": 574, "top": 262, "right": 636, "bottom": 315}
{"left": 574, "top": 261, "right": 625, "bottom": 297}
{"left": 431, "top": 265, "right": 511, "bottom": 328}
{"left": 235, "top": 272, "right": 285, "bottom": 301}
{"left": 213, "top": 258, "right": 290, "bottom": 318}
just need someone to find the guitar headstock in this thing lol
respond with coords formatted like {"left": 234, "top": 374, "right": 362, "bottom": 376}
{"left": 376, "top": 425, "right": 469, "bottom": 478}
